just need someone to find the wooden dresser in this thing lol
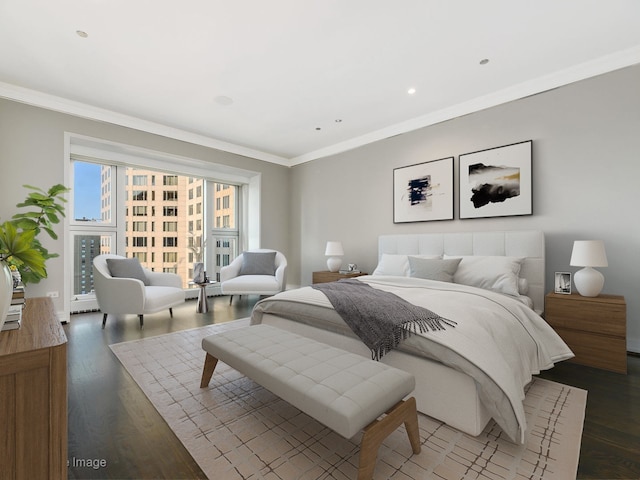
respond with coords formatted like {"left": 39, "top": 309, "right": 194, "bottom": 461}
{"left": 0, "top": 297, "right": 68, "bottom": 479}
{"left": 312, "top": 270, "right": 367, "bottom": 284}
{"left": 545, "top": 292, "right": 627, "bottom": 374}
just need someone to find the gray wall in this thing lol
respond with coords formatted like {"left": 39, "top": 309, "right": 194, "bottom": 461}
{"left": 291, "top": 64, "right": 640, "bottom": 352}
{"left": 0, "top": 98, "right": 292, "bottom": 314}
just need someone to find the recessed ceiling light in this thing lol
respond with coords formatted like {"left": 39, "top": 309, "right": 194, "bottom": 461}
{"left": 479, "top": 59, "right": 489, "bottom": 65}
{"left": 335, "top": 119, "right": 342, "bottom": 123}
{"left": 76, "top": 30, "right": 88, "bottom": 38}
{"left": 315, "top": 127, "right": 322, "bottom": 131}
{"left": 407, "top": 88, "right": 416, "bottom": 95}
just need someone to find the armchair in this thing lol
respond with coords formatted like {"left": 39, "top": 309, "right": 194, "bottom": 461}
{"left": 93, "top": 254, "right": 185, "bottom": 328}
{"left": 220, "top": 249, "right": 287, "bottom": 304}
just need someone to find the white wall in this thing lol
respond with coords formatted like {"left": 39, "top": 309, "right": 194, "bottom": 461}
{"left": 291, "top": 64, "right": 640, "bottom": 352}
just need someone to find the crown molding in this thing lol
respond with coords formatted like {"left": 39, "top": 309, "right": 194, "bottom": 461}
{"left": 0, "top": 81, "right": 290, "bottom": 166}
{"left": 2, "top": 44, "right": 639, "bottom": 169}
{"left": 289, "top": 46, "right": 640, "bottom": 166}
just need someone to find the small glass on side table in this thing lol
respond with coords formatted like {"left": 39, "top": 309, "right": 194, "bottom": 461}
{"left": 189, "top": 281, "right": 217, "bottom": 313}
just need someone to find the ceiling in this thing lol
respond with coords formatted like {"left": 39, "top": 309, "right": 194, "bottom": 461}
{"left": 1, "top": 1, "right": 640, "bottom": 167}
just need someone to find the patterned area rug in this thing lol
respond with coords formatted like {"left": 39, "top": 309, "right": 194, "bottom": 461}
{"left": 110, "top": 318, "right": 586, "bottom": 480}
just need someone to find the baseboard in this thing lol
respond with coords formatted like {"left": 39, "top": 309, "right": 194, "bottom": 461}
{"left": 627, "top": 339, "right": 640, "bottom": 355}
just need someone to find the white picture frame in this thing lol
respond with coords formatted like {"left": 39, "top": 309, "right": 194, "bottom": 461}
{"left": 393, "top": 157, "right": 454, "bottom": 223}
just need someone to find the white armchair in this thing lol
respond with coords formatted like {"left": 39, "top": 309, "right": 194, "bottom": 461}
{"left": 93, "top": 254, "right": 185, "bottom": 328}
{"left": 220, "top": 249, "right": 287, "bottom": 304}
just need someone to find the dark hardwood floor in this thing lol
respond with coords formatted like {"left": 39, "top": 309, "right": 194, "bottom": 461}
{"left": 65, "top": 297, "right": 640, "bottom": 479}
{"left": 539, "top": 354, "right": 640, "bottom": 480}
{"left": 65, "top": 295, "right": 259, "bottom": 480}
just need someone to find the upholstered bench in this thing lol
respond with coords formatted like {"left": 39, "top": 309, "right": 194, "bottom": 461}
{"left": 200, "top": 324, "right": 420, "bottom": 480}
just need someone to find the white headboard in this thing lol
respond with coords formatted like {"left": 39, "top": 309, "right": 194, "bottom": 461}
{"left": 378, "top": 230, "right": 545, "bottom": 313}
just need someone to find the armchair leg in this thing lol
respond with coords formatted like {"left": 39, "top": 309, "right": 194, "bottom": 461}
{"left": 139, "top": 314, "right": 144, "bottom": 329}
{"left": 102, "top": 313, "right": 108, "bottom": 329}
{"left": 169, "top": 308, "right": 173, "bottom": 318}
{"left": 229, "top": 295, "right": 233, "bottom": 305}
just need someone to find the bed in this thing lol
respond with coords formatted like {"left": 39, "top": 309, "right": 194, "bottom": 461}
{"left": 250, "top": 230, "right": 573, "bottom": 443}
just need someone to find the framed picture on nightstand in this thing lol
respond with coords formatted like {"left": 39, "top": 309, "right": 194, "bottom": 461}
{"left": 554, "top": 272, "right": 571, "bottom": 294}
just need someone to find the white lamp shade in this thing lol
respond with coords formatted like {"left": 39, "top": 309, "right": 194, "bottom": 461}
{"left": 324, "top": 241, "right": 344, "bottom": 256}
{"left": 570, "top": 240, "right": 608, "bottom": 267}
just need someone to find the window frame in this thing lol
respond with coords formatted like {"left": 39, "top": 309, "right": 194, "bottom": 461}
{"left": 65, "top": 133, "right": 261, "bottom": 316}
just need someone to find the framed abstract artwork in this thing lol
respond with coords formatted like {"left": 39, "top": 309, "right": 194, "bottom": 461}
{"left": 393, "top": 156, "right": 454, "bottom": 223}
{"left": 459, "top": 140, "right": 532, "bottom": 219}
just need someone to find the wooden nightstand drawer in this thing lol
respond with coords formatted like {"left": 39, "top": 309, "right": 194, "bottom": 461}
{"left": 545, "top": 293, "right": 626, "bottom": 336}
{"left": 552, "top": 327, "right": 627, "bottom": 373}
{"left": 544, "top": 292, "right": 627, "bottom": 374}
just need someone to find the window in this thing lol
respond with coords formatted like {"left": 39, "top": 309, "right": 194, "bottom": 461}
{"left": 163, "top": 221, "right": 178, "bottom": 232}
{"left": 132, "top": 206, "right": 147, "bottom": 216}
{"left": 132, "top": 252, "right": 147, "bottom": 262}
{"left": 132, "top": 175, "right": 147, "bottom": 186}
{"left": 132, "top": 237, "right": 147, "bottom": 247}
{"left": 132, "top": 221, "right": 147, "bottom": 232}
{"left": 69, "top": 156, "right": 242, "bottom": 313}
{"left": 163, "top": 252, "right": 178, "bottom": 263}
{"left": 163, "top": 175, "right": 178, "bottom": 185}
{"left": 163, "top": 191, "right": 178, "bottom": 201}
{"left": 163, "top": 206, "right": 178, "bottom": 216}
{"left": 132, "top": 190, "right": 147, "bottom": 201}
{"left": 163, "top": 237, "right": 178, "bottom": 247}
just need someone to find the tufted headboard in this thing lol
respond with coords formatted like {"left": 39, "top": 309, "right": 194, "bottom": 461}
{"left": 378, "top": 230, "right": 545, "bottom": 314}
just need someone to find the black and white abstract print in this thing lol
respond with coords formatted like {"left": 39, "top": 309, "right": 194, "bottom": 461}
{"left": 468, "top": 163, "right": 520, "bottom": 208}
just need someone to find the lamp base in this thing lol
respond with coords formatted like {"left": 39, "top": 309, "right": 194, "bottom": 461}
{"left": 327, "top": 257, "right": 342, "bottom": 273}
{"left": 574, "top": 267, "right": 604, "bottom": 297}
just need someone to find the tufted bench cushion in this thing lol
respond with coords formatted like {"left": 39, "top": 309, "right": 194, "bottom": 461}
{"left": 200, "top": 324, "right": 420, "bottom": 479}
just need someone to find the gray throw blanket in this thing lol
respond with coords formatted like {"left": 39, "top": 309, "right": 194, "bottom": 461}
{"left": 312, "top": 279, "right": 455, "bottom": 360}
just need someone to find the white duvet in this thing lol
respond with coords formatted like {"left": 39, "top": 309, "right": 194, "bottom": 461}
{"left": 251, "top": 275, "right": 574, "bottom": 443}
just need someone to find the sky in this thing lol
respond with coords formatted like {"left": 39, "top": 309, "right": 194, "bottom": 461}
{"left": 73, "top": 162, "right": 102, "bottom": 220}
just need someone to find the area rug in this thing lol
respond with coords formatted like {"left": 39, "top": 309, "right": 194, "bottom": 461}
{"left": 110, "top": 318, "right": 587, "bottom": 480}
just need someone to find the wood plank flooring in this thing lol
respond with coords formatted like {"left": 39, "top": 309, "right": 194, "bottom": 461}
{"left": 65, "top": 296, "right": 640, "bottom": 479}
{"left": 66, "top": 295, "right": 259, "bottom": 479}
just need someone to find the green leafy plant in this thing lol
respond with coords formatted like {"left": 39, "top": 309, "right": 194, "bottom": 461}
{"left": 0, "top": 184, "right": 69, "bottom": 284}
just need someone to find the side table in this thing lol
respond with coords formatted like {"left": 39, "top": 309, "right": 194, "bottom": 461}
{"left": 191, "top": 281, "right": 217, "bottom": 313}
{"left": 545, "top": 292, "right": 627, "bottom": 373}
{"left": 312, "top": 270, "right": 367, "bottom": 284}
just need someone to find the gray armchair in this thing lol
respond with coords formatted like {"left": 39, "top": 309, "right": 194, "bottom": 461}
{"left": 220, "top": 249, "right": 287, "bottom": 304}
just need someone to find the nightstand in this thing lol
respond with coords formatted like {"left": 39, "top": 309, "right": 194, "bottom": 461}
{"left": 545, "top": 292, "right": 627, "bottom": 374}
{"left": 312, "top": 271, "right": 367, "bottom": 284}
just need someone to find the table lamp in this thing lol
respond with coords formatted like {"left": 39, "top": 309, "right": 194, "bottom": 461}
{"left": 570, "top": 240, "right": 608, "bottom": 297}
{"left": 325, "top": 241, "right": 344, "bottom": 272}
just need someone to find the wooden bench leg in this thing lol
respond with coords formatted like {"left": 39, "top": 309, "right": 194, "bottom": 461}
{"left": 199, "top": 353, "right": 219, "bottom": 388}
{"left": 357, "top": 397, "right": 421, "bottom": 480}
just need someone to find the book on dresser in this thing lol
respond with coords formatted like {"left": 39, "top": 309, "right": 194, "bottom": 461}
{"left": 2, "top": 303, "right": 23, "bottom": 330}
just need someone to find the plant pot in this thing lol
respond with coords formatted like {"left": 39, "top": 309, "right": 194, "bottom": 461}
{"left": 0, "top": 262, "right": 13, "bottom": 331}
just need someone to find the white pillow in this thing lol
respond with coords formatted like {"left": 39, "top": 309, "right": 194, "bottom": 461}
{"left": 444, "top": 255, "right": 524, "bottom": 296}
{"left": 408, "top": 257, "right": 461, "bottom": 283}
{"left": 373, "top": 254, "right": 441, "bottom": 277}
{"left": 372, "top": 254, "right": 410, "bottom": 276}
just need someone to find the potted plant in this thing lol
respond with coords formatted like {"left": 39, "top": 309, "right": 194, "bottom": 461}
{"left": 0, "top": 184, "right": 69, "bottom": 329}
